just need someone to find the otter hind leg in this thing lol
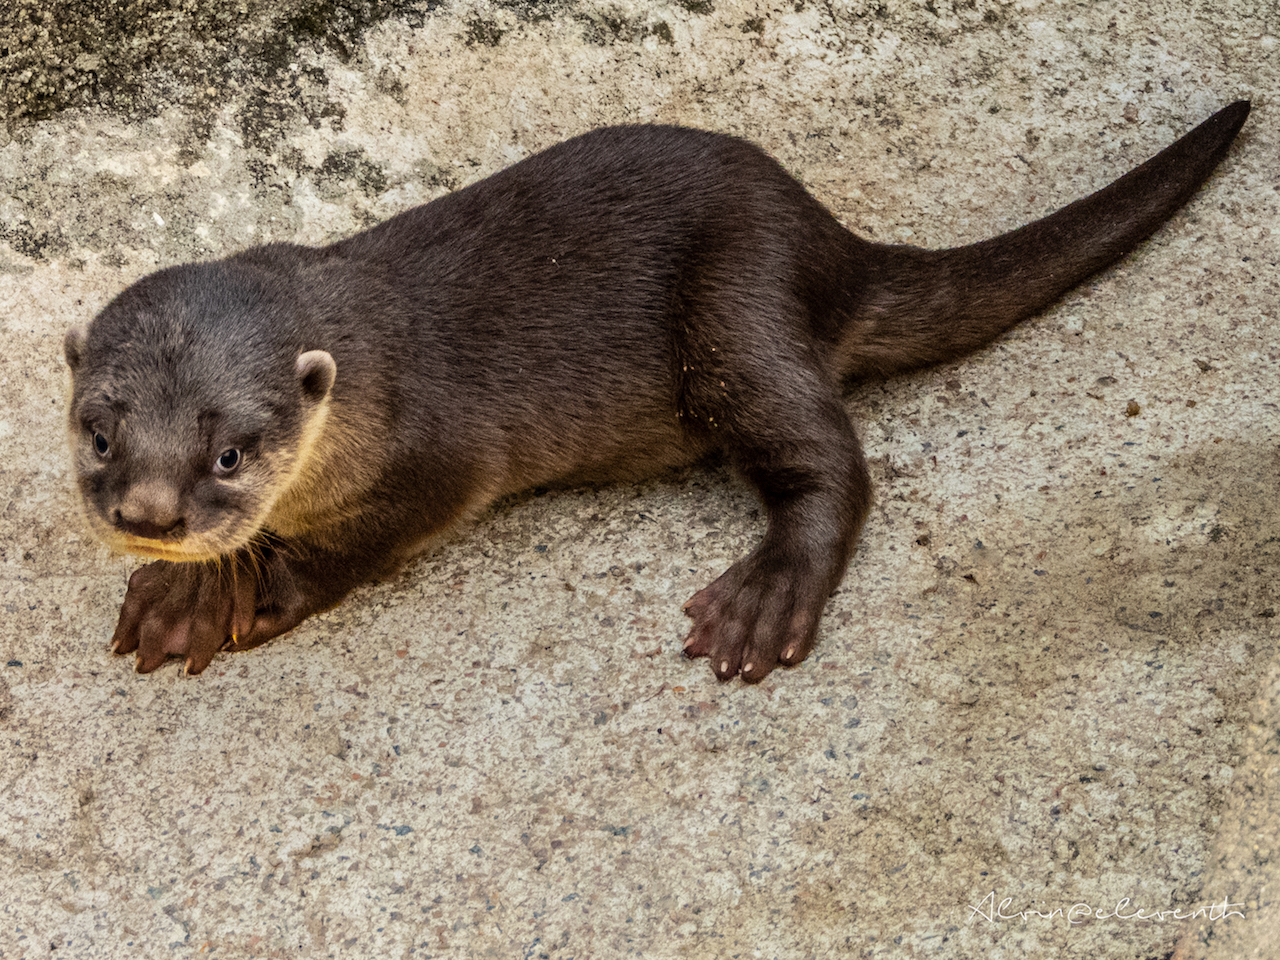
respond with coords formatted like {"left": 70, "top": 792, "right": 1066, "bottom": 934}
{"left": 679, "top": 345, "right": 872, "bottom": 682}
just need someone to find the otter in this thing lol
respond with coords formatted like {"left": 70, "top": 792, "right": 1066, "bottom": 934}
{"left": 64, "top": 101, "right": 1250, "bottom": 680}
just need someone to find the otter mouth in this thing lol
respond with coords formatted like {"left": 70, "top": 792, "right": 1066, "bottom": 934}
{"left": 96, "top": 524, "right": 250, "bottom": 563}
{"left": 120, "top": 540, "right": 226, "bottom": 563}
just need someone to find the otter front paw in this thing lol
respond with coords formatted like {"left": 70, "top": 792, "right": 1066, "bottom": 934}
{"left": 110, "top": 560, "right": 256, "bottom": 675}
{"left": 681, "top": 553, "right": 829, "bottom": 683}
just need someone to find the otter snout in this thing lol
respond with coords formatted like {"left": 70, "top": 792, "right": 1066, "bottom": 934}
{"left": 114, "top": 480, "right": 185, "bottom": 542}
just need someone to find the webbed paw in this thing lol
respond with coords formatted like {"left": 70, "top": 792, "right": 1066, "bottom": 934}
{"left": 110, "top": 559, "right": 257, "bottom": 675}
{"left": 681, "top": 552, "right": 829, "bottom": 683}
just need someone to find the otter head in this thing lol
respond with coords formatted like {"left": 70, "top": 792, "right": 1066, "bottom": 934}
{"left": 64, "top": 260, "right": 336, "bottom": 562}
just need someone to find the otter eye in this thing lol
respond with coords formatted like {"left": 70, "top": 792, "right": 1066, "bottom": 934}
{"left": 92, "top": 432, "right": 109, "bottom": 457}
{"left": 214, "top": 448, "right": 241, "bottom": 474}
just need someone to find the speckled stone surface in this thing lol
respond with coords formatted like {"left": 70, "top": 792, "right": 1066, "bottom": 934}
{"left": 1, "top": 1, "right": 1276, "bottom": 957}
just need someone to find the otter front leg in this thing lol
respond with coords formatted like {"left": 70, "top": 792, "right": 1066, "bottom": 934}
{"left": 111, "top": 539, "right": 368, "bottom": 673}
{"left": 681, "top": 369, "right": 872, "bottom": 682}
{"left": 111, "top": 556, "right": 260, "bottom": 675}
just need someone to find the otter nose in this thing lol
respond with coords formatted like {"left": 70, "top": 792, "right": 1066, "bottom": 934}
{"left": 115, "top": 481, "right": 185, "bottom": 541}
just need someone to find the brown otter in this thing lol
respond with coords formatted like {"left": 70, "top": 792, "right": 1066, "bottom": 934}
{"left": 64, "top": 101, "right": 1250, "bottom": 680}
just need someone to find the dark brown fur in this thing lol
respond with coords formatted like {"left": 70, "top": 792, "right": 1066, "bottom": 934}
{"left": 64, "top": 101, "right": 1250, "bottom": 679}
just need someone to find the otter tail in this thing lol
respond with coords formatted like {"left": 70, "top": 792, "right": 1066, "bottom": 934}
{"left": 837, "top": 100, "right": 1250, "bottom": 380}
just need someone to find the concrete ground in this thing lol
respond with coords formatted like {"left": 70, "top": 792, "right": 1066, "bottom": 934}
{"left": 1, "top": 0, "right": 1276, "bottom": 957}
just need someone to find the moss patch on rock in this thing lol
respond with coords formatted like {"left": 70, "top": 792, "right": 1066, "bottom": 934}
{"left": 0, "top": 0, "right": 436, "bottom": 129}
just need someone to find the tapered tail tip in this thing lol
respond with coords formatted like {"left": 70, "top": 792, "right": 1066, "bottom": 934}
{"left": 1213, "top": 100, "right": 1252, "bottom": 140}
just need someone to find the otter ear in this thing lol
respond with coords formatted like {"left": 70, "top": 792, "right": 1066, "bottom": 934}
{"left": 64, "top": 326, "right": 88, "bottom": 371}
{"left": 296, "top": 350, "right": 336, "bottom": 403}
